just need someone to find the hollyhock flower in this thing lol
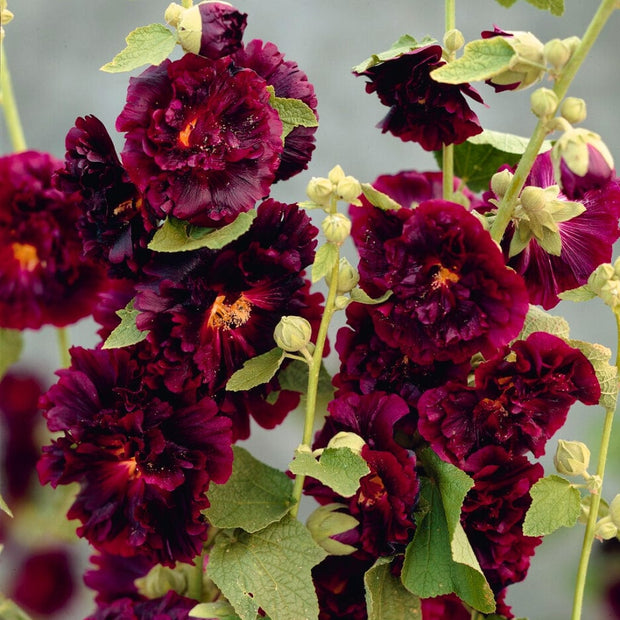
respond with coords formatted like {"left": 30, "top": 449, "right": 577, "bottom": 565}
{"left": 232, "top": 39, "right": 318, "bottom": 181}
{"left": 353, "top": 199, "right": 529, "bottom": 365}
{"left": 417, "top": 332, "right": 600, "bottom": 463}
{"left": 37, "top": 346, "right": 233, "bottom": 566}
{"left": 86, "top": 590, "right": 197, "bottom": 620}
{"left": 58, "top": 115, "right": 157, "bottom": 279}
{"left": 461, "top": 446, "right": 544, "bottom": 595}
{"left": 421, "top": 594, "right": 469, "bottom": 619}
{"left": 116, "top": 54, "right": 283, "bottom": 227}
{"left": 354, "top": 45, "right": 483, "bottom": 151}
{"left": 0, "top": 150, "right": 107, "bottom": 329}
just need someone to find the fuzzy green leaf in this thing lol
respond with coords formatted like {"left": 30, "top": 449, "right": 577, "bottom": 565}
{"left": 312, "top": 243, "right": 339, "bottom": 283}
{"left": 569, "top": 340, "right": 617, "bottom": 411}
{"left": 431, "top": 37, "right": 515, "bottom": 84}
{"left": 0, "top": 328, "right": 23, "bottom": 380}
{"left": 360, "top": 183, "right": 402, "bottom": 211}
{"left": 267, "top": 86, "right": 318, "bottom": 141}
{"left": 149, "top": 212, "right": 256, "bottom": 253}
{"left": 558, "top": 285, "right": 597, "bottom": 303}
{"left": 208, "top": 515, "right": 327, "bottom": 620}
{"left": 468, "top": 129, "right": 553, "bottom": 156}
{"left": 494, "top": 0, "right": 518, "bottom": 6}
{"left": 349, "top": 287, "right": 393, "bottom": 306}
{"left": 276, "top": 359, "right": 335, "bottom": 417}
{"left": 226, "top": 348, "right": 285, "bottom": 392}
{"left": 525, "top": 0, "right": 564, "bottom": 16}
{"left": 523, "top": 475, "right": 581, "bottom": 536}
{"left": 101, "top": 24, "right": 177, "bottom": 73}
{"left": 189, "top": 600, "right": 240, "bottom": 619}
{"left": 352, "top": 35, "right": 437, "bottom": 73}
{"left": 365, "top": 557, "right": 422, "bottom": 620}
{"left": 205, "top": 446, "right": 294, "bottom": 532}
{"left": 519, "top": 305, "right": 571, "bottom": 341}
{"left": 102, "top": 299, "right": 148, "bottom": 349}
{"left": 289, "top": 446, "right": 369, "bottom": 497}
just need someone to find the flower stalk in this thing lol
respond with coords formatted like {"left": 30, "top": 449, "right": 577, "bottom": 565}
{"left": 0, "top": 41, "right": 26, "bottom": 152}
{"left": 442, "top": 0, "right": 457, "bottom": 201}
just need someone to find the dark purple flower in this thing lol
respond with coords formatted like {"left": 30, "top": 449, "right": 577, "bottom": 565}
{"left": 0, "top": 150, "right": 107, "bottom": 329}
{"left": 354, "top": 45, "right": 483, "bottom": 151}
{"left": 116, "top": 54, "right": 283, "bottom": 227}
{"left": 421, "top": 594, "right": 470, "bottom": 619}
{"left": 86, "top": 590, "right": 197, "bottom": 620}
{"left": 232, "top": 39, "right": 318, "bottom": 181}
{"left": 37, "top": 346, "right": 233, "bottom": 566}
{"left": 418, "top": 332, "right": 600, "bottom": 463}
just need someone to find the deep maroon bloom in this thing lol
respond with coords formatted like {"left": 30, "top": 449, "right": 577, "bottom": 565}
{"left": 461, "top": 446, "right": 544, "bottom": 594}
{"left": 418, "top": 332, "right": 600, "bottom": 463}
{"left": 354, "top": 45, "right": 483, "bottom": 151}
{"left": 0, "top": 150, "right": 107, "bottom": 329}
{"left": 353, "top": 199, "right": 529, "bottom": 365}
{"left": 37, "top": 346, "right": 233, "bottom": 566}
{"left": 58, "top": 115, "right": 157, "bottom": 279}
{"left": 421, "top": 594, "right": 469, "bottom": 619}
{"left": 232, "top": 39, "right": 318, "bottom": 181}
{"left": 86, "top": 590, "right": 197, "bottom": 620}
{"left": 116, "top": 54, "right": 283, "bottom": 227}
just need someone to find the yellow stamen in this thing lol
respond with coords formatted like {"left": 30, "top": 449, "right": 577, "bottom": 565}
{"left": 179, "top": 116, "right": 198, "bottom": 147}
{"left": 12, "top": 242, "right": 39, "bottom": 271}
{"left": 207, "top": 294, "right": 253, "bottom": 331}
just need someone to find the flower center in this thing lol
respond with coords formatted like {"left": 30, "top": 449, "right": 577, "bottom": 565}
{"left": 207, "top": 294, "right": 253, "bottom": 331}
{"left": 431, "top": 264, "right": 460, "bottom": 289}
{"left": 358, "top": 473, "right": 387, "bottom": 508}
{"left": 179, "top": 116, "right": 199, "bottom": 147}
{"left": 12, "top": 242, "right": 39, "bottom": 271}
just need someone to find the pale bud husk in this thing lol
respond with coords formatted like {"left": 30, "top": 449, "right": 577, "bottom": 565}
{"left": 306, "top": 503, "right": 359, "bottom": 556}
{"left": 551, "top": 127, "right": 614, "bottom": 178}
{"left": 328, "top": 164, "right": 346, "bottom": 185}
{"left": 135, "top": 564, "right": 188, "bottom": 599}
{"left": 530, "top": 87, "right": 558, "bottom": 119}
{"left": 326, "top": 431, "right": 366, "bottom": 455}
{"left": 336, "top": 176, "right": 362, "bottom": 203}
{"left": 273, "top": 316, "right": 312, "bottom": 352}
{"left": 560, "top": 97, "right": 587, "bottom": 125}
{"left": 322, "top": 213, "right": 352, "bottom": 244}
{"left": 609, "top": 494, "right": 620, "bottom": 530}
{"left": 554, "top": 439, "right": 590, "bottom": 477}
{"left": 164, "top": 2, "right": 185, "bottom": 27}
{"left": 492, "top": 30, "right": 545, "bottom": 90}
{"left": 306, "top": 177, "right": 333, "bottom": 206}
{"left": 544, "top": 38, "right": 571, "bottom": 72}
{"left": 337, "top": 257, "right": 360, "bottom": 294}
{"left": 594, "top": 516, "right": 618, "bottom": 540}
{"left": 491, "top": 169, "right": 514, "bottom": 198}
{"left": 444, "top": 29, "right": 465, "bottom": 54}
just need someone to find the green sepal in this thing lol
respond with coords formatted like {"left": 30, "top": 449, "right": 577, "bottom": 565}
{"left": 352, "top": 35, "right": 437, "bottom": 73}
{"left": 568, "top": 339, "right": 617, "bottom": 411}
{"left": 364, "top": 557, "right": 422, "bottom": 620}
{"left": 208, "top": 515, "right": 327, "bottom": 620}
{"left": 226, "top": 348, "right": 285, "bottom": 392}
{"left": 558, "top": 285, "right": 597, "bottom": 303}
{"left": 288, "top": 445, "right": 370, "bottom": 498}
{"left": 312, "top": 243, "right": 338, "bottom": 283}
{"left": 518, "top": 305, "right": 571, "bottom": 341}
{"left": 102, "top": 298, "right": 148, "bottom": 350}
{"left": 148, "top": 211, "right": 257, "bottom": 253}
{"left": 266, "top": 86, "right": 318, "bottom": 142}
{"left": 522, "top": 474, "right": 581, "bottom": 536}
{"left": 189, "top": 600, "right": 240, "bottom": 619}
{"left": 204, "top": 446, "right": 295, "bottom": 533}
{"left": 0, "top": 328, "right": 23, "bottom": 380}
{"left": 101, "top": 24, "right": 177, "bottom": 73}
{"left": 360, "top": 183, "right": 402, "bottom": 211}
{"left": 349, "top": 287, "right": 392, "bottom": 306}
{"left": 0, "top": 493, "right": 13, "bottom": 518}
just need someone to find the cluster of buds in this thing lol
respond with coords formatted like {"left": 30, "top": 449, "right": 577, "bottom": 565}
{"left": 586, "top": 258, "right": 620, "bottom": 312}
{"left": 543, "top": 36, "right": 580, "bottom": 77}
{"left": 306, "top": 165, "right": 362, "bottom": 210}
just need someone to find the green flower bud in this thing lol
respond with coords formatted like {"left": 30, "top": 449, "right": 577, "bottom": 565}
{"left": 587, "top": 263, "right": 615, "bottom": 296}
{"left": 273, "top": 316, "right": 312, "bottom": 352}
{"left": 306, "top": 503, "right": 359, "bottom": 556}
{"left": 336, "top": 176, "right": 362, "bottom": 203}
{"left": 337, "top": 257, "right": 360, "bottom": 293}
{"left": 530, "top": 87, "right": 558, "bottom": 119}
{"left": 562, "top": 36, "right": 581, "bottom": 56}
{"left": 544, "top": 38, "right": 571, "bottom": 72}
{"left": 491, "top": 169, "right": 514, "bottom": 198}
{"left": 560, "top": 97, "right": 587, "bottom": 125}
{"left": 519, "top": 186, "right": 547, "bottom": 213}
{"left": 594, "top": 516, "right": 618, "bottom": 541}
{"left": 444, "top": 29, "right": 465, "bottom": 54}
{"left": 489, "top": 30, "right": 545, "bottom": 91}
{"left": 306, "top": 177, "right": 333, "bottom": 206}
{"left": 334, "top": 295, "right": 350, "bottom": 310}
{"left": 135, "top": 564, "right": 188, "bottom": 599}
{"left": 554, "top": 439, "right": 590, "bottom": 477}
{"left": 326, "top": 431, "right": 366, "bottom": 455}
{"left": 328, "top": 164, "right": 346, "bottom": 185}
{"left": 322, "top": 213, "right": 352, "bottom": 244}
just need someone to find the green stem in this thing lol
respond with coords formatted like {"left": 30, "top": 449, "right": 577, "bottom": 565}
{"left": 441, "top": 0, "right": 456, "bottom": 201}
{"left": 56, "top": 327, "right": 71, "bottom": 369}
{"left": 570, "top": 311, "right": 620, "bottom": 620}
{"left": 0, "top": 41, "right": 27, "bottom": 151}
{"left": 490, "top": 0, "right": 618, "bottom": 243}
{"left": 187, "top": 551, "right": 204, "bottom": 602}
{"left": 445, "top": 0, "right": 455, "bottom": 32}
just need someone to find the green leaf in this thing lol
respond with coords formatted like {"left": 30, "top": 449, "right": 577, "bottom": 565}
{"left": 204, "top": 446, "right": 295, "bottom": 532}
{"left": 352, "top": 34, "right": 437, "bottom": 73}
{"left": 364, "top": 557, "right": 422, "bottom": 620}
{"left": 312, "top": 243, "right": 339, "bottom": 283}
{"left": 494, "top": 0, "right": 518, "bottom": 6}
{"left": 149, "top": 212, "right": 257, "bottom": 253}
{"left": 467, "top": 129, "right": 553, "bottom": 156}
{"left": 360, "top": 183, "right": 402, "bottom": 211}
{"left": 102, "top": 298, "right": 148, "bottom": 349}
{"left": 276, "top": 359, "right": 335, "bottom": 416}
{"left": 568, "top": 340, "right": 618, "bottom": 411}
{"left": 350, "top": 287, "right": 392, "bottom": 306}
{"left": 0, "top": 493, "right": 13, "bottom": 518}
{"left": 0, "top": 328, "right": 23, "bottom": 380}
{"left": 101, "top": 24, "right": 177, "bottom": 73}
{"left": 226, "top": 348, "right": 285, "bottom": 392}
{"left": 430, "top": 37, "right": 515, "bottom": 84}
{"left": 523, "top": 475, "right": 581, "bottom": 536}
{"left": 267, "top": 86, "right": 318, "bottom": 141}
{"left": 558, "top": 285, "right": 597, "bottom": 303}
{"left": 518, "top": 305, "right": 571, "bottom": 341}
{"left": 289, "top": 445, "right": 369, "bottom": 498}
{"left": 525, "top": 0, "right": 564, "bottom": 16}
{"left": 208, "top": 515, "right": 327, "bottom": 620}
{"left": 190, "top": 601, "right": 240, "bottom": 619}
{"left": 0, "top": 596, "right": 34, "bottom": 620}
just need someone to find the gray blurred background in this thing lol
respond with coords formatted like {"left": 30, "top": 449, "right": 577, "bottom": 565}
{"left": 2, "top": 1, "right": 620, "bottom": 618}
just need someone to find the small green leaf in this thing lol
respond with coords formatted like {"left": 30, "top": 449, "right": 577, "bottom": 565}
{"left": 0, "top": 328, "right": 23, "bottom": 380}
{"left": 558, "top": 285, "right": 597, "bottom": 303}
{"left": 360, "top": 183, "right": 402, "bottom": 211}
{"left": 226, "top": 348, "right": 285, "bottom": 392}
{"left": 148, "top": 212, "right": 257, "bottom": 253}
{"left": 523, "top": 475, "right": 581, "bottom": 536}
{"left": 525, "top": 0, "right": 564, "bottom": 16}
{"left": 101, "top": 24, "right": 177, "bottom": 73}
{"left": 352, "top": 35, "right": 437, "bottom": 73}
{"left": 289, "top": 445, "right": 370, "bottom": 497}
{"left": 208, "top": 515, "right": 327, "bottom": 620}
{"left": 312, "top": 243, "right": 339, "bottom": 283}
{"left": 519, "top": 305, "right": 571, "bottom": 341}
{"left": 431, "top": 37, "right": 515, "bottom": 84}
{"left": 494, "top": 0, "right": 518, "bottom": 6}
{"left": 350, "top": 287, "right": 393, "bottom": 306}
{"left": 277, "top": 359, "right": 335, "bottom": 417}
{"left": 365, "top": 557, "right": 422, "bottom": 620}
{"left": 267, "top": 86, "right": 318, "bottom": 141}
{"left": 102, "top": 299, "right": 148, "bottom": 349}
{"left": 0, "top": 493, "right": 13, "bottom": 518}
{"left": 190, "top": 600, "right": 240, "bottom": 619}
{"left": 467, "top": 130, "right": 553, "bottom": 156}
{"left": 205, "top": 446, "right": 294, "bottom": 532}
{"left": 568, "top": 340, "right": 617, "bottom": 411}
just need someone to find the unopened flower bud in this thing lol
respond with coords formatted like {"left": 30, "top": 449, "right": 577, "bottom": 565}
{"left": 554, "top": 439, "right": 590, "bottom": 477}
{"left": 530, "top": 87, "right": 558, "bottom": 119}
{"left": 175, "top": 1, "right": 247, "bottom": 60}
{"left": 337, "top": 257, "right": 359, "bottom": 293}
{"left": 336, "top": 176, "right": 362, "bottom": 203}
{"left": 164, "top": 2, "right": 185, "bottom": 27}
{"left": 563, "top": 36, "right": 581, "bottom": 56}
{"left": 444, "top": 29, "right": 465, "bottom": 54}
{"left": 544, "top": 38, "right": 571, "bottom": 72}
{"left": 322, "top": 213, "right": 352, "bottom": 244}
{"left": 306, "top": 177, "right": 333, "bottom": 206}
{"left": 491, "top": 169, "right": 514, "bottom": 198}
{"left": 135, "top": 564, "right": 188, "bottom": 599}
{"left": 334, "top": 295, "right": 350, "bottom": 310}
{"left": 306, "top": 503, "right": 359, "bottom": 556}
{"left": 587, "top": 263, "right": 615, "bottom": 295}
{"left": 560, "top": 97, "right": 587, "bottom": 125}
{"left": 273, "top": 316, "right": 312, "bottom": 352}
{"left": 608, "top": 494, "right": 620, "bottom": 529}
{"left": 519, "top": 186, "right": 547, "bottom": 213}
{"left": 326, "top": 431, "right": 366, "bottom": 455}
{"left": 594, "top": 516, "right": 618, "bottom": 540}
{"left": 328, "top": 165, "right": 346, "bottom": 185}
